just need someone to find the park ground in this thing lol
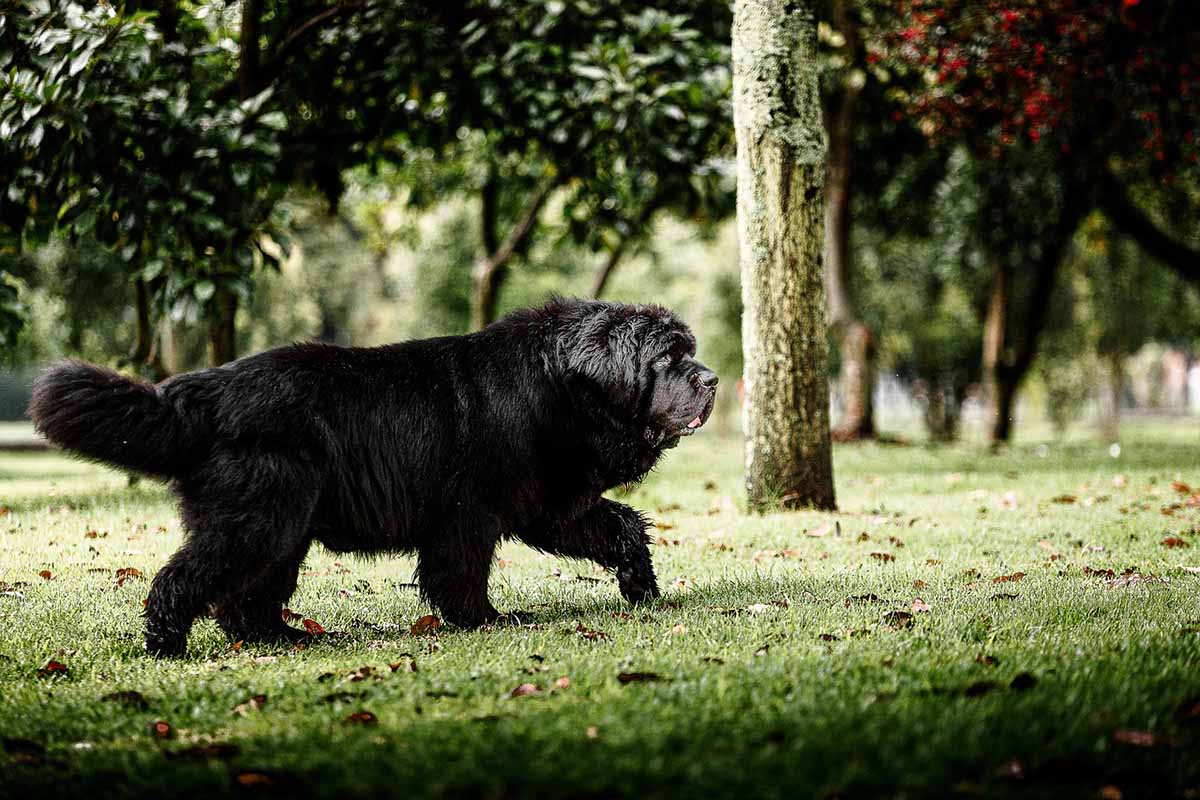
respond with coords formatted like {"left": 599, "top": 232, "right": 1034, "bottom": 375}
{"left": 1, "top": 422, "right": 1199, "bottom": 799}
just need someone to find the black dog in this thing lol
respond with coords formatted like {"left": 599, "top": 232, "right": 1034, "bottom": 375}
{"left": 29, "top": 298, "right": 716, "bottom": 656}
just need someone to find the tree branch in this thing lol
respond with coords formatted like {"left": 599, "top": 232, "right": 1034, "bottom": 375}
{"left": 214, "top": 2, "right": 367, "bottom": 103}
{"left": 589, "top": 193, "right": 664, "bottom": 299}
{"left": 1098, "top": 171, "right": 1200, "bottom": 286}
{"left": 471, "top": 176, "right": 558, "bottom": 329}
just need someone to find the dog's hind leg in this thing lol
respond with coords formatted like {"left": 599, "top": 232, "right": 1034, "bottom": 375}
{"left": 518, "top": 499, "right": 660, "bottom": 604}
{"left": 144, "top": 449, "right": 319, "bottom": 657}
{"left": 211, "top": 539, "right": 312, "bottom": 644}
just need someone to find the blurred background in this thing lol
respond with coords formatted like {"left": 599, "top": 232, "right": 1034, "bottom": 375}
{"left": 2, "top": 0, "right": 1198, "bottom": 447}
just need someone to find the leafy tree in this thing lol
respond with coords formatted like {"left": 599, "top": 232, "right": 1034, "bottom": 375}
{"left": 875, "top": 0, "right": 1200, "bottom": 443}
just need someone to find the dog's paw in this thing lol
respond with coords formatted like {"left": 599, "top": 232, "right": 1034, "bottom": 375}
{"left": 616, "top": 563, "right": 661, "bottom": 605}
{"left": 144, "top": 634, "right": 187, "bottom": 659}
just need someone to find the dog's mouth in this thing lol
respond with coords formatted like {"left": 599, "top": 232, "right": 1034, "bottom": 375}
{"left": 677, "top": 390, "right": 715, "bottom": 437}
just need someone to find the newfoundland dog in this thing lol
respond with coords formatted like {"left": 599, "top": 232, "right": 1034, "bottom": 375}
{"left": 29, "top": 298, "right": 717, "bottom": 656}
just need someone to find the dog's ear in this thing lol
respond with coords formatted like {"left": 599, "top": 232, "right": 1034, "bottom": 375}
{"left": 559, "top": 306, "right": 649, "bottom": 412}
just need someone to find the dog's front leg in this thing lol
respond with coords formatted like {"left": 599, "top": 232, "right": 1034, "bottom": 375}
{"left": 416, "top": 521, "right": 502, "bottom": 629}
{"left": 519, "top": 499, "right": 660, "bottom": 604}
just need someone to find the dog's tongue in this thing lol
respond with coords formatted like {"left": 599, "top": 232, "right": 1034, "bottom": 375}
{"left": 687, "top": 416, "right": 702, "bottom": 429}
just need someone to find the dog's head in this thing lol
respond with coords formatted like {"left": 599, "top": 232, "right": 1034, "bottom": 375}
{"left": 551, "top": 298, "right": 717, "bottom": 448}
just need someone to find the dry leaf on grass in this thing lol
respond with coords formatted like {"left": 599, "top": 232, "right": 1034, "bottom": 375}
{"left": 617, "top": 672, "right": 660, "bottom": 684}
{"left": 410, "top": 615, "right": 440, "bottom": 635}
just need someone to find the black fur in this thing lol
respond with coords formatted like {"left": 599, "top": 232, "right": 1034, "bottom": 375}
{"left": 28, "top": 298, "right": 717, "bottom": 656}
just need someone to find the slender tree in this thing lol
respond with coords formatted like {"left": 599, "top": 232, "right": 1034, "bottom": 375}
{"left": 733, "top": 0, "right": 835, "bottom": 511}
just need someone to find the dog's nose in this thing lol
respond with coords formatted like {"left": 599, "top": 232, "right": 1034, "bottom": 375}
{"left": 698, "top": 369, "right": 718, "bottom": 389}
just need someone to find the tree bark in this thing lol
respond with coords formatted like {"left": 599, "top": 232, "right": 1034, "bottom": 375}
{"left": 208, "top": 288, "right": 238, "bottom": 366}
{"left": 980, "top": 181, "right": 1087, "bottom": 445}
{"left": 825, "top": 0, "right": 874, "bottom": 442}
{"left": 981, "top": 258, "right": 1009, "bottom": 442}
{"left": 1097, "top": 350, "right": 1123, "bottom": 443}
{"left": 129, "top": 278, "right": 166, "bottom": 379}
{"left": 734, "top": 0, "right": 835, "bottom": 511}
{"left": 470, "top": 178, "right": 556, "bottom": 331}
{"left": 204, "top": 0, "right": 261, "bottom": 366}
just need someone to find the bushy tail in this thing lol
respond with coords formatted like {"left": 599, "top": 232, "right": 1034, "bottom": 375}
{"left": 28, "top": 361, "right": 206, "bottom": 478}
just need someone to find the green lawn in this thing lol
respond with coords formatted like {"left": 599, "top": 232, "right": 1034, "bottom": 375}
{"left": 1, "top": 427, "right": 1199, "bottom": 799}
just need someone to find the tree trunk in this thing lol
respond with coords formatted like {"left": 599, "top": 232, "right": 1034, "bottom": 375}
{"left": 470, "top": 178, "right": 556, "bottom": 330}
{"left": 204, "top": 0, "right": 260, "bottom": 366}
{"left": 734, "top": 0, "right": 835, "bottom": 512}
{"left": 825, "top": 0, "right": 874, "bottom": 442}
{"left": 208, "top": 289, "right": 238, "bottom": 366}
{"left": 129, "top": 278, "right": 167, "bottom": 379}
{"left": 1097, "top": 350, "right": 1123, "bottom": 443}
{"left": 981, "top": 258, "right": 1009, "bottom": 442}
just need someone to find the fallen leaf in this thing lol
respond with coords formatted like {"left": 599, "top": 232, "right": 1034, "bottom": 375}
{"left": 232, "top": 694, "right": 267, "bottom": 715}
{"left": 1051, "top": 494, "right": 1077, "bottom": 504}
{"left": 882, "top": 611, "right": 913, "bottom": 629}
{"left": 235, "top": 772, "right": 276, "bottom": 788}
{"left": 303, "top": 618, "right": 327, "bottom": 635}
{"left": 38, "top": 570, "right": 52, "bottom": 581}
{"left": 1111, "top": 728, "right": 1164, "bottom": 747}
{"left": 1172, "top": 481, "right": 1194, "bottom": 495}
{"left": 753, "top": 645, "right": 770, "bottom": 657}
{"left": 36, "top": 660, "right": 68, "bottom": 678}
{"left": 102, "top": 690, "right": 148, "bottom": 709}
{"left": 805, "top": 523, "right": 832, "bottom": 538}
{"left": 745, "top": 603, "right": 772, "bottom": 614}
{"left": 653, "top": 521, "right": 676, "bottom": 531}
{"left": 573, "top": 623, "right": 608, "bottom": 641}
{"left": 1037, "top": 540, "right": 1055, "bottom": 551}
{"left": 869, "top": 552, "right": 895, "bottom": 562}
{"left": 617, "top": 671, "right": 660, "bottom": 684}
{"left": 1009, "top": 672, "right": 1037, "bottom": 691}
{"left": 702, "top": 656, "right": 726, "bottom": 664}
{"left": 1097, "top": 786, "right": 1122, "bottom": 800}
{"left": 586, "top": 725, "right": 599, "bottom": 739}
{"left": 992, "top": 592, "right": 1019, "bottom": 600}
{"left": 964, "top": 681, "right": 998, "bottom": 697}
{"left": 510, "top": 683, "right": 541, "bottom": 697}
{"left": 669, "top": 623, "right": 687, "bottom": 635}
{"left": 844, "top": 594, "right": 882, "bottom": 607}
{"left": 975, "top": 654, "right": 999, "bottom": 667}
{"left": 993, "top": 572, "right": 1026, "bottom": 583}
{"left": 994, "top": 758, "right": 1025, "bottom": 781}
{"left": 912, "top": 579, "right": 927, "bottom": 589}
{"left": 169, "top": 743, "right": 240, "bottom": 761}
{"left": 344, "top": 711, "right": 378, "bottom": 726}
{"left": 1175, "top": 697, "right": 1200, "bottom": 723}
{"left": 1163, "top": 536, "right": 1191, "bottom": 549}
{"left": 410, "top": 615, "right": 441, "bottom": 635}
{"left": 911, "top": 598, "right": 931, "bottom": 613}
{"left": 554, "top": 676, "right": 571, "bottom": 690}
{"left": 150, "top": 720, "right": 173, "bottom": 739}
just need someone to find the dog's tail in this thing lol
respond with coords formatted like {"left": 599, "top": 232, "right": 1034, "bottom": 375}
{"left": 28, "top": 360, "right": 208, "bottom": 478}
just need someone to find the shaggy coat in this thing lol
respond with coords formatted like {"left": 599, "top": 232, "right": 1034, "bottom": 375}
{"left": 29, "top": 298, "right": 717, "bottom": 656}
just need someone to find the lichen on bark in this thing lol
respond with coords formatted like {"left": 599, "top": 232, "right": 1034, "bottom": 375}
{"left": 734, "top": 0, "right": 836, "bottom": 511}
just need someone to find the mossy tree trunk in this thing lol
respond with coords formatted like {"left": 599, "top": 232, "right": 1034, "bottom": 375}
{"left": 734, "top": 0, "right": 836, "bottom": 511}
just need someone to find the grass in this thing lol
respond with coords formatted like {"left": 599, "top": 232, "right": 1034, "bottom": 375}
{"left": 1, "top": 425, "right": 1199, "bottom": 799}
